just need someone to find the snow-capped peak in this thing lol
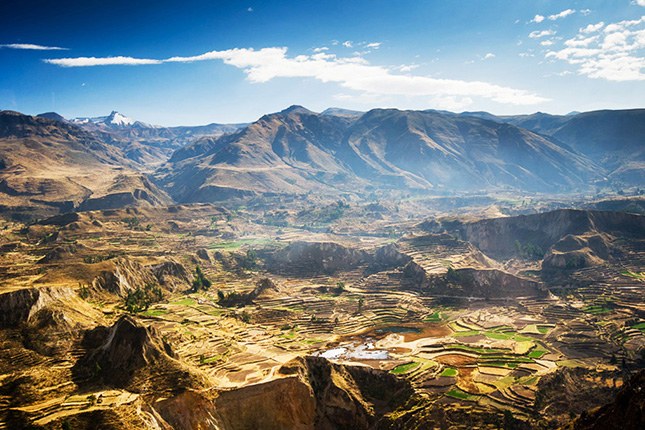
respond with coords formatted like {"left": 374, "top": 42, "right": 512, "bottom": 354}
{"left": 71, "top": 111, "right": 144, "bottom": 128}
{"left": 105, "top": 111, "right": 136, "bottom": 126}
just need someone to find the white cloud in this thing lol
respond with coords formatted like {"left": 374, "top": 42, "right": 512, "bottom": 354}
{"left": 394, "top": 64, "right": 419, "bottom": 72}
{"left": 343, "top": 41, "right": 352, "bottom": 48}
{"left": 565, "top": 35, "right": 599, "bottom": 47}
{"left": 541, "top": 40, "right": 554, "bottom": 46}
{"left": 365, "top": 42, "right": 381, "bottom": 49}
{"left": 0, "top": 43, "right": 68, "bottom": 50}
{"left": 531, "top": 15, "right": 545, "bottom": 23}
{"left": 635, "top": 1, "right": 645, "bottom": 7}
{"left": 582, "top": 22, "right": 604, "bottom": 33}
{"left": 247, "top": 7, "right": 253, "bottom": 12}
{"left": 482, "top": 53, "right": 495, "bottom": 60}
{"left": 546, "top": 15, "right": 645, "bottom": 81}
{"left": 313, "top": 47, "right": 329, "bottom": 52}
{"left": 44, "top": 56, "right": 162, "bottom": 66}
{"left": 519, "top": 52, "right": 535, "bottom": 57}
{"left": 429, "top": 95, "right": 474, "bottom": 111}
{"left": 580, "top": 9, "right": 592, "bottom": 15}
{"left": 44, "top": 46, "right": 549, "bottom": 105}
{"left": 549, "top": 9, "right": 576, "bottom": 21}
{"left": 333, "top": 92, "right": 385, "bottom": 104}
{"left": 529, "top": 30, "right": 556, "bottom": 38}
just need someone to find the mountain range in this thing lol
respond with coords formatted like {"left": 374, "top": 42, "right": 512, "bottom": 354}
{"left": 0, "top": 106, "right": 643, "bottom": 215}
{"left": 0, "top": 111, "right": 171, "bottom": 218}
{"left": 39, "top": 111, "right": 249, "bottom": 166}
{"left": 155, "top": 105, "right": 605, "bottom": 203}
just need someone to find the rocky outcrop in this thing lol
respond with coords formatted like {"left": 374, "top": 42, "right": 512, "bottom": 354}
{"left": 92, "top": 257, "right": 192, "bottom": 296}
{"left": 92, "top": 258, "right": 159, "bottom": 297}
{"left": 278, "top": 356, "right": 414, "bottom": 430}
{"left": 534, "top": 367, "right": 624, "bottom": 426}
{"left": 0, "top": 286, "right": 75, "bottom": 327}
{"left": 153, "top": 389, "right": 222, "bottom": 430}
{"left": 268, "top": 242, "right": 370, "bottom": 275}
{"left": 562, "top": 369, "right": 645, "bottom": 430}
{"left": 73, "top": 316, "right": 188, "bottom": 390}
{"left": 37, "top": 243, "right": 85, "bottom": 264}
{"left": 215, "top": 377, "right": 316, "bottom": 430}
{"left": 76, "top": 191, "right": 152, "bottom": 212}
{"left": 455, "top": 268, "right": 546, "bottom": 299}
{"left": 404, "top": 264, "right": 546, "bottom": 299}
{"left": 458, "top": 209, "right": 645, "bottom": 259}
{"left": 369, "top": 243, "right": 412, "bottom": 272}
{"left": 150, "top": 260, "right": 193, "bottom": 291}
{"left": 542, "top": 233, "right": 615, "bottom": 270}
{"left": 38, "top": 212, "right": 80, "bottom": 226}
{"left": 151, "top": 355, "right": 413, "bottom": 430}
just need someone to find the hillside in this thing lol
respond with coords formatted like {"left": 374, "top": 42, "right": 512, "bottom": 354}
{"left": 338, "top": 109, "right": 597, "bottom": 192}
{"left": 156, "top": 107, "right": 600, "bottom": 203}
{"left": 56, "top": 111, "right": 249, "bottom": 165}
{"left": 464, "top": 109, "right": 645, "bottom": 185}
{"left": 155, "top": 106, "right": 361, "bottom": 202}
{"left": 0, "top": 111, "right": 171, "bottom": 218}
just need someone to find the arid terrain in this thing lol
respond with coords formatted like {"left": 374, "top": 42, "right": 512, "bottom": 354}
{"left": 0, "top": 108, "right": 644, "bottom": 429}
{"left": 1, "top": 199, "right": 644, "bottom": 429}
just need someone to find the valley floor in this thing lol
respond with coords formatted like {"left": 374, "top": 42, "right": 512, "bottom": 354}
{"left": 0, "top": 202, "right": 644, "bottom": 429}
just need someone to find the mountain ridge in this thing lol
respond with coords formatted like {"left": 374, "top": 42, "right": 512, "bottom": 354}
{"left": 155, "top": 107, "right": 602, "bottom": 202}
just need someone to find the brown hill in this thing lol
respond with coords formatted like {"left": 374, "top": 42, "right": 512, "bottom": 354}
{"left": 156, "top": 106, "right": 358, "bottom": 202}
{"left": 561, "top": 369, "right": 645, "bottom": 430}
{"left": 156, "top": 107, "right": 599, "bottom": 203}
{"left": 0, "top": 111, "right": 171, "bottom": 219}
{"left": 469, "top": 109, "right": 645, "bottom": 186}
{"left": 338, "top": 108, "right": 596, "bottom": 192}
{"left": 69, "top": 111, "right": 248, "bottom": 165}
{"left": 457, "top": 209, "right": 645, "bottom": 259}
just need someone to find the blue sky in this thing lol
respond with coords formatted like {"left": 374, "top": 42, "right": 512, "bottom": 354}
{"left": 1, "top": 0, "right": 644, "bottom": 125}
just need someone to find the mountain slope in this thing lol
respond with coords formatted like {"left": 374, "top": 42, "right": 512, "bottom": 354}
{"left": 69, "top": 111, "right": 249, "bottom": 165}
{"left": 0, "top": 110, "right": 170, "bottom": 218}
{"left": 338, "top": 109, "right": 597, "bottom": 192}
{"left": 156, "top": 107, "right": 600, "bottom": 203}
{"left": 155, "top": 106, "right": 361, "bottom": 202}
{"left": 464, "top": 109, "right": 645, "bottom": 185}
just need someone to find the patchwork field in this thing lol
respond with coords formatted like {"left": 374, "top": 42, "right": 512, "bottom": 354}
{"left": 0, "top": 204, "right": 644, "bottom": 429}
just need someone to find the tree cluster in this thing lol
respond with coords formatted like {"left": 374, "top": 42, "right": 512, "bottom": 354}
{"left": 192, "top": 266, "right": 212, "bottom": 291}
{"left": 514, "top": 240, "right": 544, "bottom": 260}
{"left": 124, "top": 283, "right": 164, "bottom": 312}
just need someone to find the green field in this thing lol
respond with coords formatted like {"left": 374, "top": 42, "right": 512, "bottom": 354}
{"left": 452, "top": 345, "right": 506, "bottom": 354}
{"left": 170, "top": 298, "right": 196, "bottom": 306}
{"left": 440, "top": 368, "right": 458, "bottom": 377}
{"left": 392, "top": 362, "right": 421, "bottom": 374}
{"left": 512, "top": 334, "right": 536, "bottom": 342}
{"left": 424, "top": 311, "right": 443, "bottom": 322}
{"left": 445, "top": 389, "right": 479, "bottom": 401}
{"left": 621, "top": 271, "right": 645, "bottom": 279}
{"left": 485, "top": 331, "right": 513, "bottom": 340}
{"left": 583, "top": 305, "right": 612, "bottom": 315}
{"left": 140, "top": 309, "right": 168, "bottom": 316}
{"left": 452, "top": 330, "right": 480, "bottom": 337}
{"left": 528, "top": 350, "right": 547, "bottom": 358}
